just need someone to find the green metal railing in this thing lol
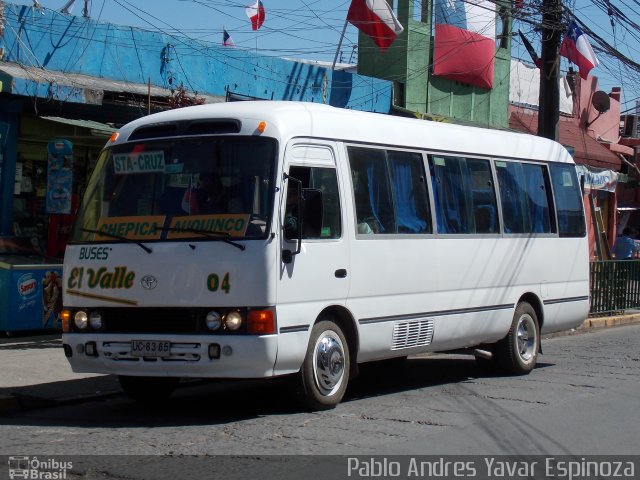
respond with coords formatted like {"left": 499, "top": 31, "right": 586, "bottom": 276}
{"left": 590, "top": 260, "right": 640, "bottom": 315}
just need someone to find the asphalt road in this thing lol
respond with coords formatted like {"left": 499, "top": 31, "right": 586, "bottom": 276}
{"left": 0, "top": 324, "right": 638, "bottom": 462}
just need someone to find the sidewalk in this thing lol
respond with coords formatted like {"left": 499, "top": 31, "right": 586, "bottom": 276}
{"left": 0, "top": 334, "right": 120, "bottom": 414}
{"left": 2, "top": 313, "right": 640, "bottom": 415}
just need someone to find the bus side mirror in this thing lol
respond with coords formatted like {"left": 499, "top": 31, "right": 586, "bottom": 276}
{"left": 282, "top": 187, "right": 323, "bottom": 264}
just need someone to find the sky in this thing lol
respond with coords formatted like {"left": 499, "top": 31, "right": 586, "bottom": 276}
{"left": 10, "top": 0, "right": 640, "bottom": 110}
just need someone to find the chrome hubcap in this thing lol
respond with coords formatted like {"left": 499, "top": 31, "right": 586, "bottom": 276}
{"left": 516, "top": 314, "right": 537, "bottom": 363}
{"left": 312, "top": 330, "right": 345, "bottom": 396}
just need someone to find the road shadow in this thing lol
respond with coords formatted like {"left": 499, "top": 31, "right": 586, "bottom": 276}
{"left": 0, "top": 333, "right": 61, "bottom": 350}
{"left": 0, "top": 354, "right": 556, "bottom": 428}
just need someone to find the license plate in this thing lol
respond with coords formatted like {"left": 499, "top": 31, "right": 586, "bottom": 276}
{"left": 131, "top": 340, "right": 171, "bottom": 357}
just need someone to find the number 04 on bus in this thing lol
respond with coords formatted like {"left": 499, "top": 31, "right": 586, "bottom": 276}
{"left": 61, "top": 102, "right": 589, "bottom": 410}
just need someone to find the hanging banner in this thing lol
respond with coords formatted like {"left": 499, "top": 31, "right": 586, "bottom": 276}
{"left": 575, "top": 164, "right": 619, "bottom": 193}
{"left": 46, "top": 139, "right": 74, "bottom": 214}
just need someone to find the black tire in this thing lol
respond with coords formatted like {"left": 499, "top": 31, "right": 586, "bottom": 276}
{"left": 495, "top": 302, "right": 540, "bottom": 375}
{"left": 119, "top": 375, "right": 179, "bottom": 402}
{"left": 297, "top": 320, "right": 350, "bottom": 410}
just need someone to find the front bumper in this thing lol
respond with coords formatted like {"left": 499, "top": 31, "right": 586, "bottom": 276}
{"left": 62, "top": 333, "right": 278, "bottom": 379}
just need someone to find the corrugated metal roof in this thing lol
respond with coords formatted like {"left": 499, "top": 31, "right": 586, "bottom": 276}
{"left": 41, "top": 116, "right": 116, "bottom": 135}
{"left": 509, "top": 110, "right": 622, "bottom": 170}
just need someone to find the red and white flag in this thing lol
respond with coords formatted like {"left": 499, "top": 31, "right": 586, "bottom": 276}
{"left": 560, "top": 21, "right": 599, "bottom": 80}
{"left": 433, "top": 0, "right": 496, "bottom": 89}
{"left": 347, "top": 0, "right": 404, "bottom": 52}
{"left": 245, "top": 1, "right": 265, "bottom": 31}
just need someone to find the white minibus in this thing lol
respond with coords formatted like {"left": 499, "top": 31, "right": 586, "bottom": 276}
{"left": 62, "top": 101, "right": 589, "bottom": 409}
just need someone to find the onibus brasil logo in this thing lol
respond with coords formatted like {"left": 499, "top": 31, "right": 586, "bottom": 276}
{"left": 7, "top": 456, "right": 72, "bottom": 479}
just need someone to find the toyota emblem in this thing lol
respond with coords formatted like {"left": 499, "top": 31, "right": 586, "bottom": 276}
{"left": 140, "top": 275, "right": 158, "bottom": 290}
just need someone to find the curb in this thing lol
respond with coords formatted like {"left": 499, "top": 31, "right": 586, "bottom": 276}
{"left": 578, "top": 312, "right": 640, "bottom": 330}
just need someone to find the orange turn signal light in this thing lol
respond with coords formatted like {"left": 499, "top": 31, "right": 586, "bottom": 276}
{"left": 108, "top": 132, "right": 119, "bottom": 143}
{"left": 61, "top": 310, "right": 72, "bottom": 333}
{"left": 247, "top": 310, "right": 275, "bottom": 335}
{"left": 256, "top": 121, "right": 267, "bottom": 134}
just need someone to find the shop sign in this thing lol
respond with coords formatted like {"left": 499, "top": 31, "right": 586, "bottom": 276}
{"left": 576, "top": 165, "right": 619, "bottom": 193}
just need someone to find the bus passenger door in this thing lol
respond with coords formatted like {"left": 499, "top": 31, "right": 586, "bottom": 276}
{"left": 275, "top": 142, "right": 350, "bottom": 373}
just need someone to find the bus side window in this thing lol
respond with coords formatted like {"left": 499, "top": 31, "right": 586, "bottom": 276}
{"left": 387, "top": 151, "right": 431, "bottom": 234}
{"left": 348, "top": 146, "right": 430, "bottom": 235}
{"left": 496, "top": 161, "right": 555, "bottom": 234}
{"left": 550, "top": 163, "right": 585, "bottom": 237}
{"left": 348, "top": 147, "right": 393, "bottom": 234}
{"left": 467, "top": 159, "right": 498, "bottom": 234}
{"left": 522, "top": 163, "right": 555, "bottom": 233}
{"left": 287, "top": 165, "right": 342, "bottom": 239}
{"left": 430, "top": 155, "right": 498, "bottom": 235}
{"left": 430, "top": 155, "right": 472, "bottom": 234}
{"left": 495, "top": 161, "right": 529, "bottom": 233}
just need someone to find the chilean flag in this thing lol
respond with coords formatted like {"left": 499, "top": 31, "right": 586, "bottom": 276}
{"left": 347, "top": 0, "right": 404, "bottom": 52}
{"left": 245, "top": 1, "right": 265, "bottom": 31}
{"left": 433, "top": 0, "right": 495, "bottom": 89}
{"left": 223, "top": 29, "right": 235, "bottom": 47}
{"left": 560, "top": 21, "right": 599, "bottom": 80}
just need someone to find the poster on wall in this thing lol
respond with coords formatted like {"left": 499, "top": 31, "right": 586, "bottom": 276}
{"left": 46, "top": 139, "right": 74, "bottom": 214}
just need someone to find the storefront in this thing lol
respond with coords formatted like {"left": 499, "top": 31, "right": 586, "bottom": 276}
{"left": 576, "top": 165, "right": 621, "bottom": 259}
{"left": 11, "top": 115, "right": 113, "bottom": 258}
{"left": 0, "top": 114, "right": 112, "bottom": 332}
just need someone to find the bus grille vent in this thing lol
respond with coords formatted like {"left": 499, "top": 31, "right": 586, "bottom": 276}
{"left": 391, "top": 318, "right": 434, "bottom": 350}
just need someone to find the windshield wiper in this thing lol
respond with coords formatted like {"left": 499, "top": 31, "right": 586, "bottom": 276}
{"left": 154, "top": 226, "right": 246, "bottom": 251}
{"left": 80, "top": 228, "right": 153, "bottom": 254}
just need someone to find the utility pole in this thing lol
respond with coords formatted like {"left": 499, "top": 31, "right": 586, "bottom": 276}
{"left": 538, "top": 0, "right": 563, "bottom": 141}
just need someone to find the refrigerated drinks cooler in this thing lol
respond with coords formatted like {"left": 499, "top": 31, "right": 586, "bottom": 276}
{"left": 0, "top": 237, "right": 63, "bottom": 334}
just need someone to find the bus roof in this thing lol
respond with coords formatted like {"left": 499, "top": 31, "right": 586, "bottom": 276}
{"left": 112, "top": 101, "right": 573, "bottom": 164}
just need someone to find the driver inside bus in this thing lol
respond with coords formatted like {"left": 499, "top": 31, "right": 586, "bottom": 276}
{"left": 198, "top": 173, "right": 243, "bottom": 214}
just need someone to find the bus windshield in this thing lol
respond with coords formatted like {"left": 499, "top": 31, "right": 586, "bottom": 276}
{"left": 70, "top": 136, "right": 277, "bottom": 243}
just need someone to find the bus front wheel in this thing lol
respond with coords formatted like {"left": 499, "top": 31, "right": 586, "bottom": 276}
{"left": 495, "top": 302, "right": 539, "bottom": 375}
{"left": 119, "top": 375, "right": 179, "bottom": 402}
{"left": 297, "top": 320, "right": 350, "bottom": 410}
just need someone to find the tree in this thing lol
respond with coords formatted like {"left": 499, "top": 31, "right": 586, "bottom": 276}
{"left": 168, "top": 82, "right": 205, "bottom": 109}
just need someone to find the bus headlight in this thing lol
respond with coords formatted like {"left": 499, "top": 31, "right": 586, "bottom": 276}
{"left": 89, "top": 311, "right": 103, "bottom": 330}
{"left": 74, "top": 311, "right": 88, "bottom": 330}
{"left": 225, "top": 311, "right": 243, "bottom": 331}
{"left": 205, "top": 311, "right": 222, "bottom": 331}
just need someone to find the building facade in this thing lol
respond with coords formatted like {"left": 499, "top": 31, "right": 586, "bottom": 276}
{"left": 0, "top": 1, "right": 393, "bottom": 256}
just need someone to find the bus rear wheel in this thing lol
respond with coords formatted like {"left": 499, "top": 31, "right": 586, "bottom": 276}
{"left": 119, "top": 375, "right": 179, "bottom": 402}
{"left": 297, "top": 320, "right": 350, "bottom": 411}
{"left": 495, "top": 302, "right": 539, "bottom": 375}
